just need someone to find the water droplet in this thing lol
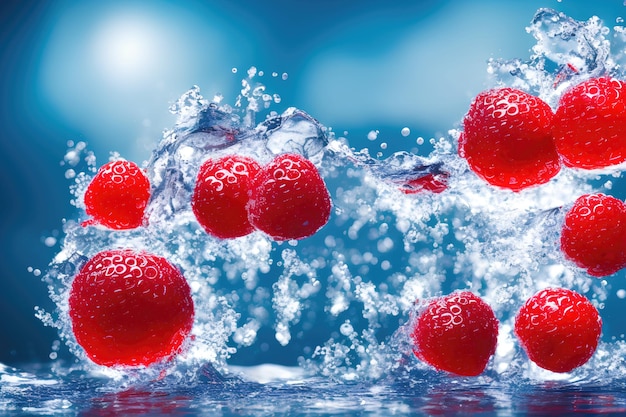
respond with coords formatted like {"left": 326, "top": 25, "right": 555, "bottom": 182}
{"left": 340, "top": 321, "right": 354, "bottom": 336}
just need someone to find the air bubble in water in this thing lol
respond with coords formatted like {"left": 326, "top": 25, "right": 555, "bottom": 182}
{"left": 340, "top": 321, "right": 354, "bottom": 336}
{"left": 64, "top": 151, "right": 79, "bottom": 166}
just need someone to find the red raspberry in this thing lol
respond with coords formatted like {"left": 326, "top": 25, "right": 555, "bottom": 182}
{"left": 68, "top": 249, "right": 194, "bottom": 367}
{"left": 410, "top": 291, "right": 499, "bottom": 376}
{"left": 560, "top": 193, "right": 626, "bottom": 277}
{"left": 553, "top": 77, "right": 626, "bottom": 169}
{"left": 459, "top": 87, "right": 560, "bottom": 191}
{"left": 514, "top": 288, "right": 602, "bottom": 373}
{"left": 191, "top": 155, "right": 261, "bottom": 239}
{"left": 248, "top": 153, "right": 331, "bottom": 241}
{"left": 399, "top": 172, "right": 449, "bottom": 194}
{"left": 84, "top": 160, "right": 151, "bottom": 230}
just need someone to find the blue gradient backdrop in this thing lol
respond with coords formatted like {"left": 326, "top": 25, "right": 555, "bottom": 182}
{"left": 1, "top": 0, "right": 625, "bottom": 364}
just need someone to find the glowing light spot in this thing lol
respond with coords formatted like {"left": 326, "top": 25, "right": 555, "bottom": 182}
{"left": 91, "top": 14, "right": 161, "bottom": 84}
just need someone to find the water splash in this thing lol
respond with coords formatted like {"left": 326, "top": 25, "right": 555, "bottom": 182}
{"left": 488, "top": 8, "right": 618, "bottom": 105}
{"left": 32, "top": 8, "right": 626, "bottom": 391}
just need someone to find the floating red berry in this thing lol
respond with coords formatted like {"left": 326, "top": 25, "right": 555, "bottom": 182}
{"left": 83, "top": 160, "right": 151, "bottom": 230}
{"left": 514, "top": 287, "right": 602, "bottom": 373}
{"left": 560, "top": 193, "right": 626, "bottom": 277}
{"left": 459, "top": 87, "right": 560, "bottom": 191}
{"left": 410, "top": 291, "right": 499, "bottom": 376}
{"left": 192, "top": 155, "right": 261, "bottom": 239}
{"left": 553, "top": 77, "right": 626, "bottom": 169}
{"left": 68, "top": 249, "right": 194, "bottom": 367}
{"left": 399, "top": 172, "right": 449, "bottom": 194}
{"left": 248, "top": 153, "right": 331, "bottom": 241}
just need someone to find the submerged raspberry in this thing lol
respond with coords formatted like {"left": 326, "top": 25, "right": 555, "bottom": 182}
{"left": 84, "top": 160, "right": 151, "bottom": 230}
{"left": 514, "top": 288, "right": 601, "bottom": 373}
{"left": 411, "top": 291, "right": 499, "bottom": 376}
{"left": 560, "top": 193, "right": 626, "bottom": 277}
{"left": 192, "top": 155, "right": 261, "bottom": 239}
{"left": 553, "top": 77, "right": 626, "bottom": 169}
{"left": 248, "top": 153, "right": 332, "bottom": 241}
{"left": 459, "top": 88, "right": 560, "bottom": 191}
{"left": 68, "top": 249, "right": 195, "bottom": 367}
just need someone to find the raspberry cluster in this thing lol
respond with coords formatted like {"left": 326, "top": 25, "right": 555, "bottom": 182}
{"left": 410, "top": 288, "right": 601, "bottom": 376}
{"left": 67, "top": 77, "right": 621, "bottom": 376}
{"left": 460, "top": 77, "right": 626, "bottom": 278}
{"left": 409, "top": 76, "right": 625, "bottom": 377}
{"left": 460, "top": 77, "right": 626, "bottom": 191}
{"left": 192, "top": 153, "right": 331, "bottom": 241}
{"left": 71, "top": 152, "right": 331, "bottom": 367}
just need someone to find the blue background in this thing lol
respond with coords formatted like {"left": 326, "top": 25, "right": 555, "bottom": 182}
{"left": 1, "top": 0, "right": 625, "bottom": 365}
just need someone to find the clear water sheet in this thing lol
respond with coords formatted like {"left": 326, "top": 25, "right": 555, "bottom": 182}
{"left": 5, "top": 7, "right": 626, "bottom": 416}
